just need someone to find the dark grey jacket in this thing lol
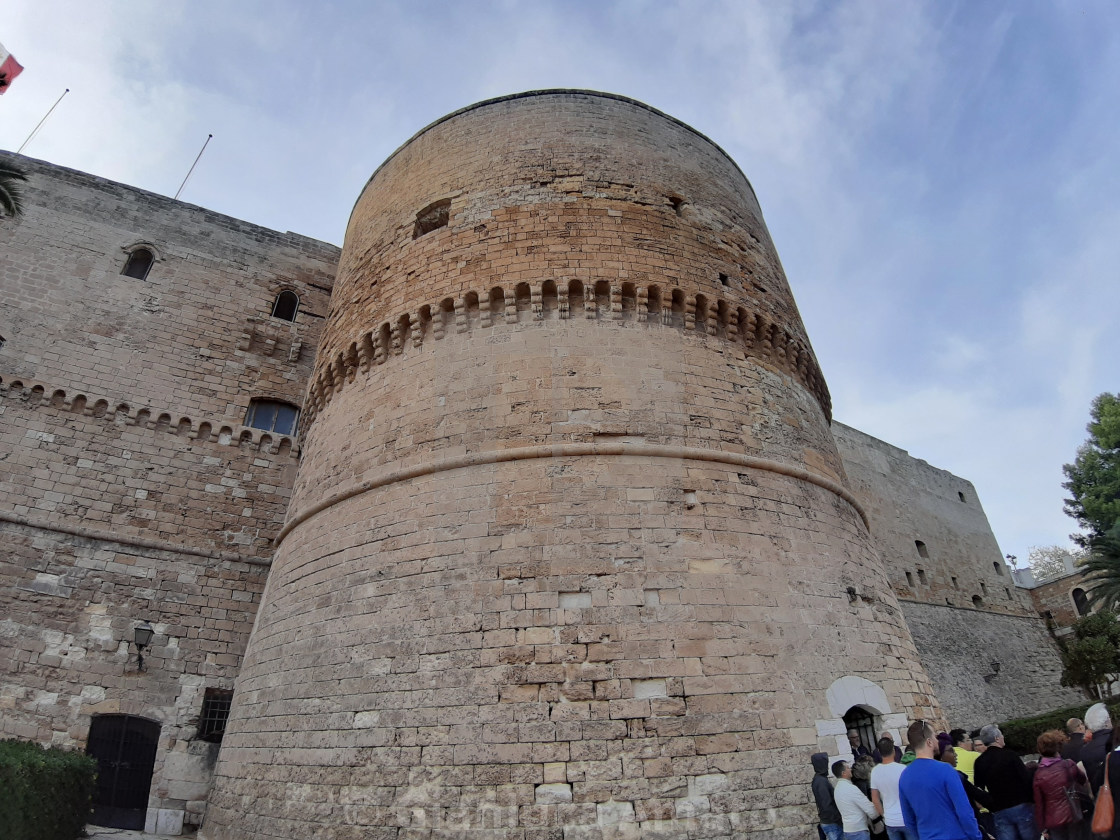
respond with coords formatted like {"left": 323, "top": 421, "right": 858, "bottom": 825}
{"left": 1082, "top": 729, "right": 1113, "bottom": 795}
{"left": 812, "top": 752, "right": 842, "bottom": 825}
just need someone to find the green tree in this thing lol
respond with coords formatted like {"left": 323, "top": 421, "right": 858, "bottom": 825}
{"left": 0, "top": 157, "right": 29, "bottom": 218}
{"left": 1060, "top": 608, "right": 1120, "bottom": 698}
{"left": 1064, "top": 392, "right": 1120, "bottom": 547}
{"left": 1028, "top": 544, "right": 1086, "bottom": 582}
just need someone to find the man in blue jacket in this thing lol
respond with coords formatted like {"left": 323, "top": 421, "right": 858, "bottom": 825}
{"left": 899, "top": 720, "right": 982, "bottom": 840}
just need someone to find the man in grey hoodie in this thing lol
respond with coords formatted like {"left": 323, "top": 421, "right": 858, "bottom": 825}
{"left": 812, "top": 752, "right": 844, "bottom": 840}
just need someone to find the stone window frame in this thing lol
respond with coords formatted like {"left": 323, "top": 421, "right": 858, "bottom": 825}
{"left": 816, "top": 676, "right": 907, "bottom": 769}
{"left": 1071, "top": 586, "right": 1092, "bottom": 617}
{"left": 243, "top": 396, "right": 300, "bottom": 436}
{"left": 270, "top": 288, "right": 300, "bottom": 322}
{"left": 120, "top": 241, "right": 163, "bottom": 280}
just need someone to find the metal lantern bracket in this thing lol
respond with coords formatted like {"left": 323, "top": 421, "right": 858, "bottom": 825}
{"left": 132, "top": 621, "right": 154, "bottom": 672}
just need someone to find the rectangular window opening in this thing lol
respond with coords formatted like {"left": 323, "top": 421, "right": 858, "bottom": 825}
{"left": 917, "top": 569, "right": 927, "bottom": 585}
{"left": 198, "top": 688, "right": 234, "bottom": 743}
{"left": 413, "top": 199, "right": 451, "bottom": 239}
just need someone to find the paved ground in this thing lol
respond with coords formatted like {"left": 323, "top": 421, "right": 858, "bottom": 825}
{"left": 85, "top": 828, "right": 186, "bottom": 840}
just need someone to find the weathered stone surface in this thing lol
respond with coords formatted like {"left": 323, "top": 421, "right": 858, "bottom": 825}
{"left": 201, "top": 91, "right": 939, "bottom": 840}
{"left": 833, "top": 422, "right": 1084, "bottom": 727}
{"left": 0, "top": 151, "right": 339, "bottom": 832}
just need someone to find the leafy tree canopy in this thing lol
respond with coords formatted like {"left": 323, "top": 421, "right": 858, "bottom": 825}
{"left": 1028, "top": 544, "right": 1086, "bottom": 582}
{"left": 1064, "top": 392, "right": 1120, "bottom": 547}
{"left": 1060, "top": 608, "right": 1120, "bottom": 698}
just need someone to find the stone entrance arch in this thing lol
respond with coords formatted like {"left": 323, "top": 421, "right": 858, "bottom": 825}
{"left": 817, "top": 676, "right": 909, "bottom": 763}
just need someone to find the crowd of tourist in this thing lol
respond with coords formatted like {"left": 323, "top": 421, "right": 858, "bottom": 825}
{"left": 811, "top": 702, "right": 1120, "bottom": 840}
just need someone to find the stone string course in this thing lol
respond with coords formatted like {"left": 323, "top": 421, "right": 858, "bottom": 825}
{"left": 305, "top": 279, "right": 832, "bottom": 428}
{"left": 0, "top": 372, "right": 299, "bottom": 457}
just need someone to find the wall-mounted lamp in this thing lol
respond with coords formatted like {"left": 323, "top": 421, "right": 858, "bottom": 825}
{"left": 133, "top": 621, "right": 154, "bottom": 672}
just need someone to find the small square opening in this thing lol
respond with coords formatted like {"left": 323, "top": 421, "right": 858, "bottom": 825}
{"left": 413, "top": 199, "right": 451, "bottom": 239}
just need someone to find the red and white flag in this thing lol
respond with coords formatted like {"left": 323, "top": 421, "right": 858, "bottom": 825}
{"left": 0, "top": 41, "right": 24, "bottom": 94}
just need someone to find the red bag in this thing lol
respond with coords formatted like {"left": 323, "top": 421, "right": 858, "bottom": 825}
{"left": 1093, "top": 752, "right": 1115, "bottom": 835}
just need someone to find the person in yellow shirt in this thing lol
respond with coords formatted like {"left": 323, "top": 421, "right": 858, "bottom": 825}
{"left": 951, "top": 728, "right": 980, "bottom": 783}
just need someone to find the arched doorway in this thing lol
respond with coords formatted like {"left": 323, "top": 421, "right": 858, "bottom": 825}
{"left": 820, "top": 676, "right": 908, "bottom": 762}
{"left": 86, "top": 714, "right": 161, "bottom": 830}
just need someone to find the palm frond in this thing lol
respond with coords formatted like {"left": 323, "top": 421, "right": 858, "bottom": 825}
{"left": 1081, "top": 525, "right": 1120, "bottom": 610}
{"left": 0, "top": 158, "right": 30, "bottom": 218}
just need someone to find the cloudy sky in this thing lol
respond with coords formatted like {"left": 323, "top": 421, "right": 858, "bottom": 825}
{"left": 2, "top": 1, "right": 1116, "bottom": 563}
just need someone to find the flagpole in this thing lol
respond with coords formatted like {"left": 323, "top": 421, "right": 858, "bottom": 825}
{"left": 17, "top": 88, "right": 69, "bottom": 154}
{"left": 174, "top": 134, "right": 213, "bottom": 200}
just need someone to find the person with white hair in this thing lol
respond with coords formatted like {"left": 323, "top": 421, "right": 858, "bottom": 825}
{"left": 973, "top": 725, "right": 1037, "bottom": 840}
{"left": 1081, "top": 702, "right": 1114, "bottom": 795}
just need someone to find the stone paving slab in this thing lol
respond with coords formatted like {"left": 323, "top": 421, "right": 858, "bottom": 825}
{"left": 85, "top": 827, "right": 186, "bottom": 840}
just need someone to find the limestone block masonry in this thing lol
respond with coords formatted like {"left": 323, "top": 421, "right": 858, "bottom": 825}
{"left": 833, "top": 423, "right": 1083, "bottom": 728}
{"left": 0, "top": 152, "right": 339, "bottom": 833}
{"left": 202, "top": 91, "right": 940, "bottom": 839}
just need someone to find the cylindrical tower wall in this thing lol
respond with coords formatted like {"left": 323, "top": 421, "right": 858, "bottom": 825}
{"left": 203, "top": 91, "right": 938, "bottom": 839}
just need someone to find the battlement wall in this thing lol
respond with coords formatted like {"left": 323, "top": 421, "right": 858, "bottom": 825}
{"left": 0, "top": 151, "right": 338, "bottom": 426}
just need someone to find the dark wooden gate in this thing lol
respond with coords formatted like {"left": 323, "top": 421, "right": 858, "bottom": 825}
{"left": 86, "top": 714, "right": 160, "bottom": 830}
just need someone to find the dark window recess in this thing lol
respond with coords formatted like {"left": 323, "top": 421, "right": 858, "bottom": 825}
{"left": 993, "top": 561, "right": 1004, "bottom": 576}
{"left": 958, "top": 491, "right": 966, "bottom": 502}
{"left": 915, "top": 540, "right": 929, "bottom": 559}
{"left": 973, "top": 595, "right": 983, "bottom": 608}
{"left": 121, "top": 248, "right": 154, "bottom": 280}
{"left": 271, "top": 290, "right": 299, "bottom": 321}
{"left": 951, "top": 576, "right": 959, "bottom": 589}
{"left": 842, "top": 706, "right": 876, "bottom": 757}
{"left": 0, "top": 333, "right": 5, "bottom": 349}
{"left": 668, "top": 195, "right": 685, "bottom": 216}
{"left": 917, "top": 569, "right": 927, "bottom": 585}
{"left": 1004, "top": 587, "right": 1011, "bottom": 599}
{"left": 198, "top": 688, "right": 234, "bottom": 743}
{"left": 1073, "top": 588, "right": 1090, "bottom": 616}
{"left": 245, "top": 399, "right": 299, "bottom": 436}
{"left": 905, "top": 571, "right": 914, "bottom": 587}
{"left": 719, "top": 273, "right": 730, "bottom": 287}
{"left": 413, "top": 199, "right": 451, "bottom": 239}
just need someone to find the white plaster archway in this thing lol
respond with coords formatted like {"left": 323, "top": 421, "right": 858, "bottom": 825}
{"left": 816, "top": 676, "right": 908, "bottom": 769}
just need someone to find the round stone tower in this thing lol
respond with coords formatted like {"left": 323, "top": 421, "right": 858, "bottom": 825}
{"left": 203, "top": 91, "right": 938, "bottom": 839}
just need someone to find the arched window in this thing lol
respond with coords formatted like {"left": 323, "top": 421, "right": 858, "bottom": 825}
{"left": 244, "top": 398, "right": 299, "bottom": 436}
{"left": 1073, "top": 588, "right": 1091, "bottom": 616}
{"left": 271, "top": 290, "right": 299, "bottom": 321}
{"left": 121, "top": 247, "right": 154, "bottom": 280}
{"left": 915, "top": 540, "right": 929, "bottom": 559}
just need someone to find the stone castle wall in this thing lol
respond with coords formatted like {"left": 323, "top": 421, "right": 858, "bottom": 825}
{"left": 202, "top": 91, "right": 939, "bottom": 840}
{"left": 899, "top": 602, "right": 1082, "bottom": 728}
{"left": 0, "top": 152, "right": 339, "bottom": 833}
{"left": 832, "top": 423, "right": 1084, "bottom": 727}
{"left": 0, "top": 96, "right": 1088, "bottom": 839}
